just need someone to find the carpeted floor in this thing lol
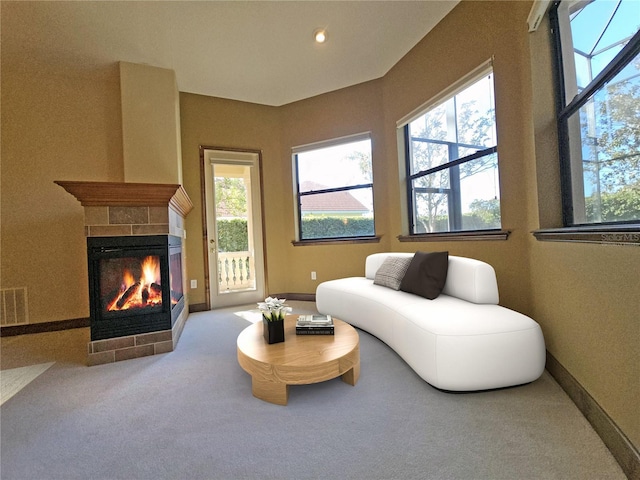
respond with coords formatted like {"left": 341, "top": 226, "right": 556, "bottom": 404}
{"left": 0, "top": 302, "right": 626, "bottom": 479}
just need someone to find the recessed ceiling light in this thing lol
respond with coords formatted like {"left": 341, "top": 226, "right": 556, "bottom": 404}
{"left": 314, "top": 28, "right": 327, "bottom": 44}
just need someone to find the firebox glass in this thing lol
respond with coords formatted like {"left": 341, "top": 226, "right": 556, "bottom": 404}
{"left": 99, "top": 255, "right": 163, "bottom": 313}
{"left": 169, "top": 251, "right": 183, "bottom": 306}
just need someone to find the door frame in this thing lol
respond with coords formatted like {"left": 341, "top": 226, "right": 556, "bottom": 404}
{"left": 199, "top": 145, "right": 268, "bottom": 310}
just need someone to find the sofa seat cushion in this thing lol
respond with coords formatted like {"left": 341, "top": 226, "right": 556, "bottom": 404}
{"left": 395, "top": 296, "right": 541, "bottom": 336}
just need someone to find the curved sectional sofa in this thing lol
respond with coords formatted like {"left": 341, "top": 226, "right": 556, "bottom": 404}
{"left": 315, "top": 252, "right": 546, "bottom": 391}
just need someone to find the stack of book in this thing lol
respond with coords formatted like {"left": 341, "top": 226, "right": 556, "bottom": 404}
{"left": 295, "top": 314, "right": 334, "bottom": 335}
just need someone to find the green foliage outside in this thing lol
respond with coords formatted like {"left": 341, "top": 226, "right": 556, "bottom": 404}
{"left": 215, "top": 177, "right": 247, "bottom": 217}
{"left": 301, "top": 216, "right": 375, "bottom": 239}
{"left": 467, "top": 198, "right": 501, "bottom": 229}
{"left": 583, "top": 58, "right": 640, "bottom": 222}
{"left": 216, "top": 219, "right": 248, "bottom": 252}
{"left": 417, "top": 213, "right": 499, "bottom": 233}
{"left": 585, "top": 184, "right": 640, "bottom": 222}
{"left": 416, "top": 198, "right": 501, "bottom": 232}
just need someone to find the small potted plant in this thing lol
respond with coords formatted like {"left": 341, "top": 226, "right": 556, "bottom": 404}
{"left": 257, "top": 297, "right": 291, "bottom": 344}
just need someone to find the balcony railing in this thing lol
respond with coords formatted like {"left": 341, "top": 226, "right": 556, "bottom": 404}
{"left": 217, "top": 251, "right": 255, "bottom": 292}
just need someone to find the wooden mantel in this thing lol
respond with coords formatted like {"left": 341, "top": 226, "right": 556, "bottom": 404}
{"left": 54, "top": 181, "right": 193, "bottom": 217}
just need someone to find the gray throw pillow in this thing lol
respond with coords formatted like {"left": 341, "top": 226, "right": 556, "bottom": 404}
{"left": 373, "top": 256, "right": 413, "bottom": 290}
{"left": 399, "top": 251, "right": 449, "bottom": 299}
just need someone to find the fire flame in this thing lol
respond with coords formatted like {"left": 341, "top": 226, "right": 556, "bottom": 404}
{"left": 107, "top": 256, "right": 162, "bottom": 311}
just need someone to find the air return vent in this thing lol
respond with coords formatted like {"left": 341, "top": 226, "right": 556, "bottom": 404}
{"left": 0, "top": 288, "right": 29, "bottom": 326}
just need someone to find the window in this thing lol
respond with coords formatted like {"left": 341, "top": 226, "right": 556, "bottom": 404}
{"left": 293, "top": 134, "right": 374, "bottom": 241}
{"left": 402, "top": 66, "right": 500, "bottom": 234}
{"left": 551, "top": 0, "right": 640, "bottom": 226}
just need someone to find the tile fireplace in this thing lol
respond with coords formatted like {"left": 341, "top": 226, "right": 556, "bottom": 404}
{"left": 55, "top": 181, "right": 193, "bottom": 365}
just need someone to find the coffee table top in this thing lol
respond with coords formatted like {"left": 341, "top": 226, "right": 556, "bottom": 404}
{"left": 237, "top": 314, "right": 359, "bottom": 385}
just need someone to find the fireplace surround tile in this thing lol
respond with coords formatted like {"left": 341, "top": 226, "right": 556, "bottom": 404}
{"left": 85, "top": 301, "right": 188, "bottom": 366}
{"left": 154, "top": 341, "right": 174, "bottom": 355}
{"left": 114, "top": 344, "right": 155, "bottom": 362}
{"left": 83, "top": 206, "right": 176, "bottom": 238}
{"left": 84, "top": 206, "right": 109, "bottom": 225}
{"left": 91, "top": 336, "right": 135, "bottom": 353}
{"left": 149, "top": 207, "right": 170, "bottom": 224}
{"left": 135, "top": 331, "right": 172, "bottom": 345}
{"left": 132, "top": 224, "right": 170, "bottom": 235}
{"left": 88, "top": 225, "right": 133, "bottom": 237}
{"left": 87, "top": 350, "right": 115, "bottom": 366}
{"left": 109, "top": 206, "right": 149, "bottom": 225}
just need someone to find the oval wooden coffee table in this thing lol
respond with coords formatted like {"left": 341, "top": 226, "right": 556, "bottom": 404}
{"left": 237, "top": 315, "right": 360, "bottom": 405}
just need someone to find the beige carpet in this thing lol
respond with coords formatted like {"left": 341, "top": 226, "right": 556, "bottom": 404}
{"left": 0, "top": 303, "right": 627, "bottom": 479}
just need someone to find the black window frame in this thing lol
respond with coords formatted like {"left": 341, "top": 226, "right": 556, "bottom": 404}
{"left": 292, "top": 135, "right": 376, "bottom": 243}
{"left": 404, "top": 126, "right": 499, "bottom": 234}
{"left": 550, "top": 0, "right": 640, "bottom": 228}
{"left": 401, "top": 68, "right": 503, "bottom": 237}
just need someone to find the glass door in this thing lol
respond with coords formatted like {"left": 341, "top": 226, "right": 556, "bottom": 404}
{"left": 203, "top": 149, "right": 265, "bottom": 308}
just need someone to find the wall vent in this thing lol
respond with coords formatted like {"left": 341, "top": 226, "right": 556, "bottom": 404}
{"left": 0, "top": 288, "right": 29, "bottom": 326}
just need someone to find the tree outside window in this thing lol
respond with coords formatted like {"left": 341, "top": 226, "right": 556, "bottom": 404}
{"left": 552, "top": 0, "right": 640, "bottom": 225}
{"left": 405, "top": 71, "right": 500, "bottom": 234}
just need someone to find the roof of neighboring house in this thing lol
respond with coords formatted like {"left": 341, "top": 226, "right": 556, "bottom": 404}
{"left": 300, "top": 181, "right": 369, "bottom": 213}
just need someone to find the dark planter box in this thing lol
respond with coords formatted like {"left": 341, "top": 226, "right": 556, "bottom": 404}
{"left": 263, "top": 318, "right": 285, "bottom": 344}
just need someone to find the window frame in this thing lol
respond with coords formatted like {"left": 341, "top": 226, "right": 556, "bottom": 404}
{"left": 399, "top": 63, "right": 507, "bottom": 239}
{"left": 292, "top": 133, "right": 378, "bottom": 244}
{"left": 404, "top": 132, "right": 499, "bottom": 234}
{"left": 549, "top": 0, "right": 640, "bottom": 228}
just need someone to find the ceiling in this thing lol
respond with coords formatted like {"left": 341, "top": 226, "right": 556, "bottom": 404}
{"left": 3, "top": 1, "right": 459, "bottom": 106}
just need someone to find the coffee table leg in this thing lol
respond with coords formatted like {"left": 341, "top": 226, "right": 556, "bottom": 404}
{"left": 251, "top": 377, "right": 289, "bottom": 405}
{"left": 341, "top": 360, "right": 360, "bottom": 386}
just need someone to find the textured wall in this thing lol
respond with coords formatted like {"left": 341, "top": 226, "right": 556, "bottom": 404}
{"left": 1, "top": 2, "right": 124, "bottom": 323}
{"left": 120, "top": 62, "right": 183, "bottom": 185}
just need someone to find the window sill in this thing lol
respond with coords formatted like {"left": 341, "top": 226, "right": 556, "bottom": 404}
{"left": 532, "top": 225, "right": 640, "bottom": 246}
{"left": 397, "top": 229, "right": 510, "bottom": 242}
{"left": 292, "top": 236, "right": 382, "bottom": 247}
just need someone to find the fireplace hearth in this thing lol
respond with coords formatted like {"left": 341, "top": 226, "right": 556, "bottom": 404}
{"left": 88, "top": 235, "right": 184, "bottom": 341}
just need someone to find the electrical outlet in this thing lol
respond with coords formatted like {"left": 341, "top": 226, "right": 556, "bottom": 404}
{"left": 311, "top": 271, "right": 317, "bottom": 280}
{"left": 190, "top": 279, "right": 197, "bottom": 289}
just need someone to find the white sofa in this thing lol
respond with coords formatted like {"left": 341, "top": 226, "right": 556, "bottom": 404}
{"left": 315, "top": 252, "right": 546, "bottom": 391}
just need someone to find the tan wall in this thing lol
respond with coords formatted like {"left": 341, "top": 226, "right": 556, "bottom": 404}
{"left": 1, "top": 5, "right": 124, "bottom": 323}
{"left": 528, "top": 20, "right": 640, "bottom": 448}
{"left": 278, "top": 79, "right": 389, "bottom": 293}
{"left": 120, "top": 62, "right": 183, "bottom": 185}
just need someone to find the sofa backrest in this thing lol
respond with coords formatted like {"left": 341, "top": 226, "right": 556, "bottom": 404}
{"left": 364, "top": 252, "right": 499, "bottom": 304}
